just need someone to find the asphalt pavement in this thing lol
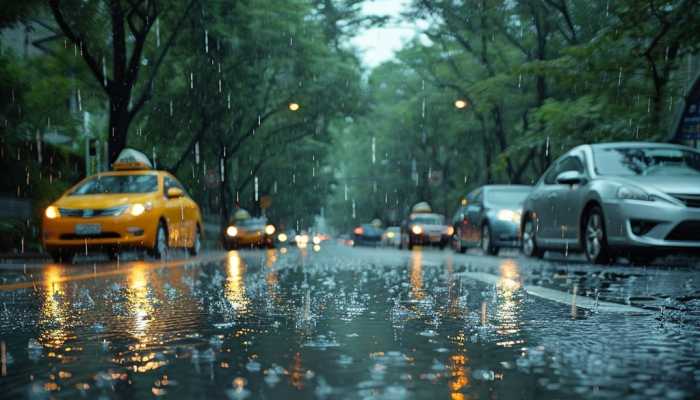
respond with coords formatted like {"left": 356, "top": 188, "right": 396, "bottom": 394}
{"left": 0, "top": 244, "right": 698, "bottom": 399}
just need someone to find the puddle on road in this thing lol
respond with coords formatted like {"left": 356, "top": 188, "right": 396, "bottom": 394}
{"left": 0, "top": 247, "right": 699, "bottom": 399}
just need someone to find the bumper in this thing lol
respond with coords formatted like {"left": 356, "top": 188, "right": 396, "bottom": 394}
{"left": 353, "top": 235, "right": 381, "bottom": 246}
{"left": 42, "top": 214, "right": 158, "bottom": 250}
{"left": 603, "top": 199, "right": 700, "bottom": 250}
{"left": 410, "top": 233, "right": 450, "bottom": 245}
{"left": 490, "top": 220, "right": 521, "bottom": 248}
{"left": 224, "top": 233, "right": 273, "bottom": 247}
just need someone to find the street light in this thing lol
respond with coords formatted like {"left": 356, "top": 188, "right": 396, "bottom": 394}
{"left": 288, "top": 102, "right": 300, "bottom": 111}
{"left": 454, "top": 99, "right": 468, "bottom": 109}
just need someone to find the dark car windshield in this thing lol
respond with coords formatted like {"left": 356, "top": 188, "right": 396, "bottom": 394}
{"left": 410, "top": 214, "right": 445, "bottom": 225}
{"left": 70, "top": 174, "right": 158, "bottom": 195}
{"left": 486, "top": 188, "right": 531, "bottom": 207}
{"left": 594, "top": 147, "right": 700, "bottom": 176}
{"left": 236, "top": 218, "right": 266, "bottom": 228}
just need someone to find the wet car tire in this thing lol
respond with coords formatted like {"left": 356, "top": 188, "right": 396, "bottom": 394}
{"left": 583, "top": 206, "right": 613, "bottom": 265}
{"left": 149, "top": 221, "right": 169, "bottom": 259}
{"left": 189, "top": 227, "right": 201, "bottom": 256}
{"left": 481, "top": 224, "right": 499, "bottom": 256}
{"left": 522, "top": 217, "right": 544, "bottom": 259}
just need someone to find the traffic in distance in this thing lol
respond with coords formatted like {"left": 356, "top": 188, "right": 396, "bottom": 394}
{"left": 40, "top": 142, "right": 700, "bottom": 264}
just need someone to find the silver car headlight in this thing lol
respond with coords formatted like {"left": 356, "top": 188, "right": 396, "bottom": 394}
{"left": 616, "top": 186, "right": 651, "bottom": 201}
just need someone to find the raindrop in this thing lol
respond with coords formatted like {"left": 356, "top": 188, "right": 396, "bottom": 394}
{"left": 156, "top": 19, "right": 160, "bottom": 47}
{"left": 204, "top": 30, "right": 209, "bottom": 53}
{"left": 219, "top": 79, "right": 222, "bottom": 93}
{"left": 647, "top": 97, "right": 651, "bottom": 113}
{"left": 195, "top": 142, "right": 200, "bottom": 164}
{"left": 545, "top": 137, "right": 550, "bottom": 157}
{"left": 227, "top": 93, "right": 231, "bottom": 109}
{"left": 190, "top": 72, "right": 194, "bottom": 89}
{"left": 352, "top": 200, "right": 356, "bottom": 219}
{"left": 169, "top": 100, "right": 173, "bottom": 116}
{"left": 344, "top": 184, "right": 348, "bottom": 201}
{"left": 77, "top": 89, "right": 82, "bottom": 111}
{"left": 617, "top": 67, "right": 622, "bottom": 87}
{"left": 254, "top": 176, "right": 259, "bottom": 201}
{"left": 518, "top": 74, "right": 522, "bottom": 88}
{"left": 220, "top": 158, "right": 225, "bottom": 182}
{"left": 273, "top": 181, "right": 278, "bottom": 194}
{"left": 371, "top": 136, "right": 376, "bottom": 164}
{"left": 152, "top": 147, "right": 157, "bottom": 168}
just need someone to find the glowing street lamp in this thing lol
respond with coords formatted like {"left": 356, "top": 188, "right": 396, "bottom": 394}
{"left": 288, "top": 102, "right": 300, "bottom": 111}
{"left": 454, "top": 99, "right": 468, "bottom": 109}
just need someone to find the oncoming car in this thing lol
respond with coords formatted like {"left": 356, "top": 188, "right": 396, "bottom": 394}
{"left": 400, "top": 211, "right": 452, "bottom": 250}
{"left": 521, "top": 142, "right": 700, "bottom": 264}
{"left": 223, "top": 215, "right": 276, "bottom": 249}
{"left": 42, "top": 149, "right": 203, "bottom": 262}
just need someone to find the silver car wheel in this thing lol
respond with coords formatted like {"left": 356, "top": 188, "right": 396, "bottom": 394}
{"left": 481, "top": 225, "right": 490, "bottom": 253}
{"left": 522, "top": 221, "right": 535, "bottom": 256}
{"left": 586, "top": 213, "right": 603, "bottom": 260}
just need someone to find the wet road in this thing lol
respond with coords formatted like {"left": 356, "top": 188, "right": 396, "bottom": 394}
{"left": 0, "top": 245, "right": 699, "bottom": 399}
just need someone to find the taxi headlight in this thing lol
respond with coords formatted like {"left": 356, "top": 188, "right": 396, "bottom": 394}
{"left": 411, "top": 225, "right": 423, "bottom": 235}
{"left": 446, "top": 226, "right": 455, "bottom": 235}
{"left": 278, "top": 233, "right": 288, "bottom": 242}
{"left": 386, "top": 231, "right": 395, "bottom": 238}
{"left": 226, "top": 226, "right": 238, "bottom": 237}
{"left": 265, "top": 224, "right": 276, "bottom": 235}
{"left": 45, "top": 206, "right": 60, "bottom": 219}
{"left": 312, "top": 236, "right": 321, "bottom": 245}
{"left": 129, "top": 203, "right": 146, "bottom": 216}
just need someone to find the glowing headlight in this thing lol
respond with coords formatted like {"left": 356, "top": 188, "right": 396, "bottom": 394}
{"left": 497, "top": 209, "right": 521, "bottom": 223}
{"left": 446, "top": 226, "right": 455, "bottom": 235}
{"left": 386, "top": 231, "right": 395, "bottom": 238}
{"left": 45, "top": 206, "right": 60, "bottom": 219}
{"left": 265, "top": 224, "right": 276, "bottom": 235}
{"left": 411, "top": 225, "right": 423, "bottom": 235}
{"left": 278, "top": 233, "right": 288, "bottom": 242}
{"left": 617, "top": 186, "right": 651, "bottom": 201}
{"left": 312, "top": 236, "right": 321, "bottom": 245}
{"left": 129, "top": 203, "right": 146, "bottom": 216}
{"left": 226, "top": 226, "right": 238, "bottom": 237}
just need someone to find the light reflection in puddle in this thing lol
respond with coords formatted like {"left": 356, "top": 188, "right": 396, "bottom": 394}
{"left": 225, "top": 251, "right": 250, "bottom": 314}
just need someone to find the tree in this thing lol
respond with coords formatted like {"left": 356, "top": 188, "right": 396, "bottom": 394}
{"left": 48, "top": 0, "right": 194, "bottom": 163}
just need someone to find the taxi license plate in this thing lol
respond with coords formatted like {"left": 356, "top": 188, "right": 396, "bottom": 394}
{"left": 430, "top": 234, "right": 440, "bottom": 241}
{"left": 75, "top": 224, "right": 101, "bottom": 235}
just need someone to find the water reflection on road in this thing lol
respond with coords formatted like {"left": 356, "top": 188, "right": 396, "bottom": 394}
{"left": 0, "top": 245, "right": 698, "bottom": 399}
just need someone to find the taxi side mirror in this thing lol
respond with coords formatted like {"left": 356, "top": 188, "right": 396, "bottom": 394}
{"left": 167, "top": 187, "right": 184, "bottom": 199}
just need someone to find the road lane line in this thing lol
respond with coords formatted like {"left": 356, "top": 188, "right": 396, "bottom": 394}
{"left": 458, "top": 271, "right": 650, "bottom": 314}
{"left": 0, "top": 252, "right": 229, "bottom": 292}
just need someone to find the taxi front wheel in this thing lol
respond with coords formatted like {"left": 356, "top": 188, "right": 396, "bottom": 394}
{"left": 149, "top": 221, "right": 169, "bottom": 259}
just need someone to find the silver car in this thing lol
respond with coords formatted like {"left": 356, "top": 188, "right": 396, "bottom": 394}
{"left": 521, "top": 142, "right": 700, "bottom": 264}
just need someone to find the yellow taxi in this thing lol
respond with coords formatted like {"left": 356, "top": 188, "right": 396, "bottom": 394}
{"left": 223, "top": 209, "right": 276, "bottom": 249}
{"left": 42, "top": 149, "right": 203, "bottom": 262}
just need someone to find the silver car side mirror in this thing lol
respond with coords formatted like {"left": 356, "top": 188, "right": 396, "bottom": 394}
{"left": 556, "top": 170, "right": 586, "bottom": 185}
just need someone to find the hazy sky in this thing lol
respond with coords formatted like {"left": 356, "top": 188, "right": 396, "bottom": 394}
{"left": 349, "top": 0, "right": 416, "bottom": 68}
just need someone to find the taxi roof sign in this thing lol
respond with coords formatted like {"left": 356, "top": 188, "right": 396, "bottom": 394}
{"left": 411, "top": 201, "right": 432, "bottom": 213}
{"left": 112, "top": 148, "right": 153, "bottom": 170}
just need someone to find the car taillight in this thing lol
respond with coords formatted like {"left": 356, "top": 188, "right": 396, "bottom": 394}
{"left": 354, "top": 227, "right": 363, "bottom": 235}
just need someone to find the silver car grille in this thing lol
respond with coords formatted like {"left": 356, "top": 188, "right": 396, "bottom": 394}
{"left": 59, "top": 206, "right": 127, "bottom": 217}
{"left": 669, "top": 194, "right": 700, "bottom": 208}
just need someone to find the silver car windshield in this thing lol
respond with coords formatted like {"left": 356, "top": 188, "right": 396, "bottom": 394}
{"left": 593, "top": 147, "right": 700, "bottom": 176}
{"left": 486, "top": 189, "right": 531, "bottom": 207}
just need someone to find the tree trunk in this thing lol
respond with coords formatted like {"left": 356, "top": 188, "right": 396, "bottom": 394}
{"left": 108, "top": 96, "right": 130, "bottom": 165}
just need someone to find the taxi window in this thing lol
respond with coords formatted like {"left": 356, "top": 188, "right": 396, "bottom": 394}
{"left": 164, "top": 176, "right": 187, "bottom": 196}
{"left": 71, "top": 174, "right": 157, "bottom": 195}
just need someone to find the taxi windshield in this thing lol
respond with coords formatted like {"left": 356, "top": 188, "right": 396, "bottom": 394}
{"left": 70, "top": 174, "right": 158, "bottom": 195}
